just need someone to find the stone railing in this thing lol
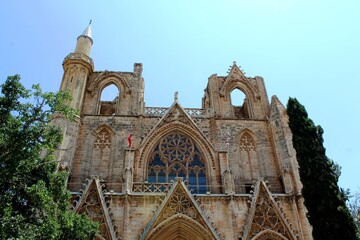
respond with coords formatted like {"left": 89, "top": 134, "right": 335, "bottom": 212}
{"left": 133, "top": 182, "right": 172, "bottom": 193}
{"left": 184, "top": 108, "right": 206, "bottom": 117}
{"left": 133, "top": 182, "right": 215, "bottom": 194}
{"left": 144, "top": 107, "right": 206, "bottom": 117}
{"left": 144, "top": 107, "right": 168, "bottom": 117}
{"left": 63, "top": 52, "right": 94, "bottom": 67}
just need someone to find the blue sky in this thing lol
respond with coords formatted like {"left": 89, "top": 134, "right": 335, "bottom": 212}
{"left": 1, "top": 1, "right": 359, "bottom": 193}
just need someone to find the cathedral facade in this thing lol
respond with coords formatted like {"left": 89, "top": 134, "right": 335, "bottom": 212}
{"left": 55, "top": 24, "right": 313, "bottom": 240}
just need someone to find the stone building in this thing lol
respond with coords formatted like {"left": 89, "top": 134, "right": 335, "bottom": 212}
{"left": 55, "top": 23, "right": 313, "bottom": 240}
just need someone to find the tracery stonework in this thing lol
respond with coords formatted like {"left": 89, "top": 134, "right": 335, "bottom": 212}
{"left": 148, "top": 132, "right": 206, "bottom": 193}
{"left": 240, "top": 132, "right": 255, "bottom": 151}
{"left": 240, "top": 181, "right": 299, "bottom": 240}
{"left": 78, "top": 189, "right": 111, "bottom": 239}
{"left": 58, "top": 24, "right": 313, "bottom": 239}
{"left": 94, "top": 129, "right": 111, "bottom": 150}
{"left": 162, "top": 187, "right": 197, "bottom": 220}
{"left": 249, "top": 192, "right": 290, "bottom": 239}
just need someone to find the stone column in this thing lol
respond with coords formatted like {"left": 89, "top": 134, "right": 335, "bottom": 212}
{"left": 124, "top": 149, "right": 134, "bottom": 193}
{"left": 224, "top": 169, "right": 235, "bottom": 195}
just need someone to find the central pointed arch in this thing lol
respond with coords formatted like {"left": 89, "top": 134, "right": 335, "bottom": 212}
{"left": 147, "top": 131, "right": 207, "bottom": 194}
{"left": 145, "top": 214, "right": 215, "bottom": 240}
{"left": 252, "top": 229, "right": 290, "bottom": 240}
{"left": 137, "top": 121, "right": 219, "bottom": 193}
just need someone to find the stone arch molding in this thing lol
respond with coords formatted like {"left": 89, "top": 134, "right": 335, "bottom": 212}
{"left": 138, "top": 121, "right": 217, "bottom": 171}
{"left": 219, "top": 63, "right": 260, "bottom": 100}
{"left": 93, "top": 124, "right": 115, "bottom": 136}
{"left": 92, "top": 124, "right": 115, "bottom": 149}
{"left": 238, "top": 128, "right": 258, "bottom": 151}
{"left": 252, "top": 229, "right": 289, "bottom": 240}
{"left": 145, "top": 214, "right": 214, "bottom": 240}
{"left": 88, "top": 71, "right": 132, "bottom": 98}
{"left": 239, "top": 128, "right": 257, "bottom": 143}
{"left": 138, "top": 102, "right": 217, "bottom": 170}
{"left": 221, "top": 77, "right": 260, "bottom": 103}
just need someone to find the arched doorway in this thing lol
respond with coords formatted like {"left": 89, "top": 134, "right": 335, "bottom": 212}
{"left": 145, "top": 214, "right": 215, "bottom": 240}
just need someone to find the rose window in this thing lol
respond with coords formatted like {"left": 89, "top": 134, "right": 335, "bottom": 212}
{"left": 147, "top": 133, "right": 206, "bottom": 193}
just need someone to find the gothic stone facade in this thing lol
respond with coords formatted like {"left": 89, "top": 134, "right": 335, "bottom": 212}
{"left": 55, "top": 25, "right": 313, "bottom": 240}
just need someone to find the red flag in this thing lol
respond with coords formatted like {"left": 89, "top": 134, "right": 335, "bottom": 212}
{"left": 127, "top": 130, "right": 133, "bottom": 147}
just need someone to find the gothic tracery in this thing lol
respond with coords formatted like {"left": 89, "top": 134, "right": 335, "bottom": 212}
{"left": 241, "top": 181, "right": 297, "bottom": 240}
{"left": 249, "top": 191, "right": 288, "bottom": 238}
{"left": 94, "top": 129, "right": 111, "bottom": 150}
{"left": 148, "top": 132, "right": 207, "bottom": 193}
{"left": 240, "top": 132, "right": 255, "bottom": 151}
{"left": 78, "top": 189, "right": 111, "bottom": 239}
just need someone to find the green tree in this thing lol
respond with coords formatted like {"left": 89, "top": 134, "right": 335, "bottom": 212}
{"left": 287, "top": 97, "right": 357, "bottom": 240}
{"left": 348, "top": 191, "right": 360, "bottom": 239}
{"left": 0, "top": 75, "right": 98, "bottom": 239}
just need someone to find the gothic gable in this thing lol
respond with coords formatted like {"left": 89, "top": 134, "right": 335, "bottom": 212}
{"left": 141, "top": 179, "right": 220, "bottom": 240}
{"left": 240, "top": 181, "right": 299, "bottom": 240}
{"left": 150, "top": 101, "right": 199, "bottom": 133}
{"left": 73, "top": 177, "right": 118, "bottom": 240}
{"left": 219, "top": 62, "right": 260, "bottom": 102}
{"left": 138, "top": 101, "right": 217, "bottom": 169}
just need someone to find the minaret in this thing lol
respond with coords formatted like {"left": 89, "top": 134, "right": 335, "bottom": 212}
{"left": 60, "top": 21, "right": 94, "bottom": 111}
{"left": 55, "top": 22, "right": 94, "bottom": 173}
{"left": 75, "top": 20, "right": 93, "bottom": 56}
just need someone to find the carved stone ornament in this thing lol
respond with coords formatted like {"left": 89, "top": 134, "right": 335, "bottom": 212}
{"left": 282, "top": 163, "right": 291, "bottom": 175}
{"left": 141, "top": 180, "right": 220, "bottom": 240}
{"left": 164, "top": 107, "right": 189, "bottom": 124}
{"left": 73, "top": 177, "right": 119, "bottom": 240}
{"left": 219, "top": 63, "right": 260, "bottom": 102}
{"left": 138, "top": 103, "right": 217, "bottom": 170}
{"left": 240, "top": 132, "right": 256, "bottom": 152}
{"left": 94, "top": 129, "right": 112, "bottom": 151}
{"left": 240, "top": 181, "right": 299, "bottom": 240}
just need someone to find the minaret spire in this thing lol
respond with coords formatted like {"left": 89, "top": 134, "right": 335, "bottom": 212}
{"left": 75, "top": 21, "right": 93, "bottom": 56}
{"left": 78, "top": 20, "right": 92, "bottom": 41}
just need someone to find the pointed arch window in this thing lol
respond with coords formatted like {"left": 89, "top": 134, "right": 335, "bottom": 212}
{"left": 99, "top": 83, "right": 119, "bottom": 115}
{"left": 147, "top": 133, "right": 207, "bottom": 194}
{"left": 94, "top": 129, "right": 111, "bottom": 150}
{"left": 230, "top": 88, "right": 249, "bottom": 118}
{"left": 236, "top": 131, "right": 261, "bottom": 193}
{"left": 90, "top": 127, "right": 113, "bottom": 181}
{"left": 239, "top": 132, "right": 255, "bottom": 152}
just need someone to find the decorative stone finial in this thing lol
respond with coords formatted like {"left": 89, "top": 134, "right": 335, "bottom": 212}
{"left": 174, "top": 91, "right": 178, "bottom": 102}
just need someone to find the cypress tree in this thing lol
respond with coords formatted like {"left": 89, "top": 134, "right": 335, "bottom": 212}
{"left": 287, "top": 97, "right": 357, "bottom": 240}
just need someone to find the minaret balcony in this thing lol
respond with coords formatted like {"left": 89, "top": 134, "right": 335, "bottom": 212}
{"left": 63, "top": 52, "right": 94, "bottom": 70}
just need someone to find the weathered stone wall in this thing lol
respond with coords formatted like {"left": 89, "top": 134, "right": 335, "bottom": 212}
{"left": 60, "top": 61, "right": 312, "bottom": 239}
